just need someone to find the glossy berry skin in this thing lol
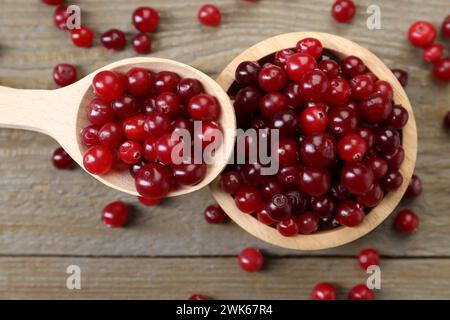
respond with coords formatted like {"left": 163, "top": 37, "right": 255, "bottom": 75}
{"left": 261, "top": 180, "right": 284, "bottom": 201}
{"left": 235, "top": 187, "right": 262, "bottom": 214}
{"left": 266, "top": 194, "right": 292, "bottom": 221}
{"left": 258, "top": 64, "right": 287, "bottom": 92}
{"left": 408, "top": 21, "right": 436, "bottom": 48}
{"left": 270, "top": 110, "right": 297, "bottom": 136}
{"left": 358, "top": 248, "right": 380, "bottom": 270}
{"left": 319, "top": 59, "right": 340, "bottom": 80}
{"left": 122, "top": 115, "right": 147, "bottom": 141}
{"left": 259, "top": 93, "right": 288, "bottom": 118}
{"left": 125, "top": 68, "right": 153, "bottom": 96}
{"left": 443, "top": 15, "right": 450, "bottom": 38}
{"left": 274, "top": 49, "right": 295, "bottom": 67}
{"left": 348, "top": 284, "right": 375, "bottom": 300}
{"left": 101, "top": 201, "right": 129, "bottom": 228}
{"left": 189, "top": 294, "right": 209, "bottom": 301}
{"left": 341, "top": 163, "right": 374, "bottom": 195}
{"left": 387, "top": 105, "right": 409, "bottom": 129}
{"left": 52, "top": 147, "right": 74, "bottom": 170}
{"left": 177, "top": 78, "right": 204, "bottom": 103}
{"left": 394, "top": 209, "right": 419, "bottom": 234}
{"left": 277, "top": 218, "right": 299, "bottom": 237}
{"left": 299, "top": 70, "right": 329, "bottom": 102}
{"left": 53, "top": 5, "right": 70, "bottom": 30}
{"left": 331, "top": 0, "right": 356, "bottom": 23}
{"left": 300, "top": 133, "right": 337, "bottom": 167}
{"left": 298, "top": 106, "right": 328, "bottom": 135}
{"left": 335, "top": 200, "right": 364, "bottom": 227}
{"left": 98, "top": 122, "right": 123, "bottom": 148}
{"left": 257, "top": 208, "right": 277, "bottom": 225}
{"left": 284, "top": 83, "right": 303, "bottom": 108}
{"left": 53, "top": 64, "right": 77, "bottom": 87}
{"left": 341, "top": 56, "right": 365, "bottom": 78}
{"left": 338, "top": 133, "right": 367, "bottom": 162}
{"left": 100, "top": 29, "right": 126, "bottom": 51}
{"left": 135, "top": 162, "right": 173, "bottom": 199}
{"left": 373, "top": 80, "right": 393, "bottom": 101}
{"left": 235, "top": 61, "right": 261, "bottom": 86}
{"left": 93, "top": 71, "right": 124, "bottom": 102}
{"left": 70, "top": 26, "right": 94, "bottom": 48}
{"left": 198, "top": 4, "right": 221, "bottom": 27}
{"left": 328, "top": 106, "right": 359, "bottom": 136}
{"left": 132, "top": 33, "right": 152, "bottom": 54}
{"left": 433, "top": 58, "right": 450, "bottom": 83}
{"left": 238, "top": 248, "right": 264, "bottom": 272}
{"left": 325, "top": 77, "right": 351, "bottom": 106}
{"left": 375, "top": 127, "right": 400, "bottom": 154}
{"left": 311, "top": 195, "right": 335, "bottom": 217}
{"left": 83, "top": 145, "right": 113, "bottom": 175}
{"left": 391, "top": 69, "right": 408, "bottom": 87}
{"left": 138, "top": 196, "right": 161, "bottom": 206}
{"left": 422, "top": 44, "right": 443, "bottom": 64}
{"left": 381, "top": 170, "right": 403, "bottom": 191}
{"left": 276, "top": 138, "right": 299, "bottom": 165}
{"left": 132, "top": 7, "right": 160, "bottom": 32}
{"left": 87, "top": 98, "right": 115, "bottom": 126}
{"left": 404, "top": 174, "right": 422, "bottom": 198}
{"left": 277, "top": 165, "right": 301, "bottom": 187}
{"left": 285, "top": 53, "right": 317, "bottom": 83}
{"left": 112, "top": 95, "right": 139, "bottom": 118}
{"left": 360, "top": 93, "right": 393, "bottom": 123}
{"left": 118, "top": 140, "right": 143, "bottom": 164}
{"left": 80, "top": 125, "right": 100, "bottom": 147}
{"left": 356, "top": 127, "right": 375, "bottom": 149}
{"left": 173, "top": 162, "right": 206, "bottom": 186}
{"left": 384, "top": 146, "right": 405, "bottom": 170}
{"left": 188, "top": 94, "right": 220, "bottom": 120}
{"left": 299, "top": 166, "right": 331, "bottom": 197}
{"left": 357, "top": 183, "right": 384, "bottom": 207}
{"left": 350, "top": 74, "right": 374, "bottom": 100}
{"left": 296, "top": 38, "right": 323, "bottom": 59}
{"left": 296, "top": 212, "right": 319, "bottom": 234}
{"left": 204, "top": 204, "right": 227, "bottom": 224}
{"left": 156, "top": 92, "right": 181, "bottom": 118}
{"left": 144, "top": 111, "right": 171, "bottom": 139}
{"left": 195, "top": 121, "right": 222, "bottom": 149}
{"left": 366, "top": 157, "right": 388, "bottom": 179}
{"left": 130, "top": 160, "right": 147, "bottom": 177}
{"left": 155, "top": 71, "right": 181, "bottom": 94}
{"left": 312, "top": 283, "right": 337, "bottom": 300}
{"left": 240, "top": 163, "right": 268, "bottom": 188}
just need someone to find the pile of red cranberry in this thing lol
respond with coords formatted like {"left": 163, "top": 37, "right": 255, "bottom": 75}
{"left": 80, "top": 67, "right": 222, "bottom": 200}
{"left": 219, "top": 37, "right": 409, "bottom": 236}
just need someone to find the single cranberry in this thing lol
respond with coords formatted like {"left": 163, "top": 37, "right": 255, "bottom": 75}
{"left": 341, "top": 163, "right": 374, "bottom": 195}
{"left": 194, "top": 121, "right": 222, "bottom": 149}
{"left": 422, "top": 44, "right": 444, "bottom": 63}
{"left": 142, "top": 137, "right": 157, "bottom": 161}
{"left": 189, "top": 294, "right": 209, "bottom": 300}
{"left": 325, "top": 77, "right": 351, "bottom": 106}
{"left": 394, "top": 209, "right": 419, "bottom": 234}
{"left": 259, "top": 93, "right": 289, "bottom": 118}
{"left": 241, "top": 163, "right": 269, "bottom": 187}
{"left": 98, "top": 122, "right": 123, "bottom": 148}
{"left": 408, "top": 21, "right": 436, "bottom": 47}
{"left": 358, "top": 248, "right": 380, "bottom": 270}
{"left": 296, "top": 212, "right": 319, "bottom": 234}
{"left": 41, "top": 0, "right": 63, "bottom": 5}
{"left": 380, "top": 170, "right": 403, "bottom": 191}
{"left": 204, "top": 204, "right": 227, "bottom": 224}
{"left": 155, "top": 92, "right": 181, "bottom": 118}
{"left": 375, "top": 127, "right": 400, "bottom": 154}
{"left": 319, "top": 59, "right": 340, "bottom": 80}
{"left": 266, "top": 193, "right": 292, "bottom": 221}
{"left": 144, "top": 111, "right": 171, "bottom": 139}
{"left": 356, "top": 127, "right": 374, "bottom": 149}
{"left": 125, "top": 68, "right": 154, "bottom": 96}
{"left": 285, "top": 188, "right": 308, "bottom": 213}
{"left": 350, "top": 74, "right": 374, "bottom": 100}
{"left": 338, "top": 133, "right": 367, "bottom": 162}
{"left": 132, "top": 6, "right": 160, "bottom": 32}
{"left": 138, "top": 196, "right": 161, "bottom": 206}
{"left": 156, "top": 133, "right": 184, "bottom": 165}
{"left": 328, "top": 106, "right": 359, "bottom": 136}
{"left": 311, "top": 195, "right": 336, "bottom": 217}
{"left": 391, "top": 69, "right": 408, "bottom": 87}
{"left": 296, "top": 38, "right": 323, "bottom": 58}
{"left": 83, "top": 145, "right": 113, "bottom": 175}
{"left": 373, "top": 80, "right": 394, "bottom": 101}
{"left": 87, "top": 98, "right": 115, "bottom": 126}
{"left": 53, "top": 5, "right": 70, "bottom": 30}
{"left": 118, "top": 140, "right": 143, "bottom": 164}
{"left": 52, "top": 147, "right": 74, "bottom": 170}
{"left": 331, "top": 0, "right": 356, "bottom": 23}
{"left": 274, "top": 49, "right": 295, "bottom": 67}
{"left": 442, "top": 15, "right": 450, "bottom": 38}
{"left": 235, "top": 187, "right": 262, "bottom": 214}
{"left": 132, "top": 33, "right": 152, "bottom": 54}
{"left": 234, "top": 87, "right": 262, "bottom": 120}
{"left": 360, "top": 93, "right": 393, "bottom": 123}
{"left": 261, "top": 180, "right": 284, "bottom": 200}
{"left": 298, "top": 106, "right": 328, "bottom": 135}
{"left": 53, "top": 63, "right": 77, "bottom": 87}
{"left": 384, "top": 146, "right": 405, "bottom": 170}
{"left": 404, "top": 174, "right": 422, "bottom": 198}
{"left": 300, "top": 133, "right": 337, "bottom": 166}
{"left": 102, "top": 201, "right": 129, "bottom": 228}
{"left": 81, "top": 125, "right": 100, "bottom": 147}
{"left": 276, "top": 138, "right": 299, "bottom": 166}
{"left": 135, "top": 162, "right": 173, "bottom": 199}
{"left": 348, "top": 284, "right": 375, "bottom": 300}
{"left": 235, "top": 61, "right": 261, "bottom": 86}
{"left": 331, "top": 182, "right": 350, "bottom": 200}
{"left": 299, "top": 166, "right": 331, "bottom": 197}
{"left": 198, "top": 4, "right": 221, "bottom": 27}
{"left": 238, "top": 247, "right": 264, "bottom": 272}
{"left": 335, "top": 200, "right": 364, "bottom": 227}
{"left": 277, "top": 164, "right": 301, "bottom": 187}
{"left": 70, "top": 26, "right": 94, "bottom": 48}
{"left": 100, "top": 29, "right": 126, "bottom": 51}
{"left": 122, "top": 115, "right": 147, "bottom": 141}
{"left": 387, "top": 105, "right": 409, "bottom": 129}
{"left": 155, "top": 71, "right": 180, "bottom": 94}
{"left": 284, "top": 83, "right": 303, "bottom": 108}
{"left": 312, "top": 283, "right": 338, "bottom": 300}
{"left": 173, "top": 161, "right": 206, "bottom": 186}
{"left": 93, "top": 71, "right": 124, "bottom": 102}
{"left": 172, "top": 118, "right": 194, "bottom": 137}
{"left": 188, "top": 93, "right": 220, "bottom": 121}
{"left": 299, "top": 70, "right": 329, "bottom": 102}
{"left": 277, "top": 218, "right": 299, "bottom": 237}
{"left": 111, "top": 95, "right": 139, "bottom": 118}
{"left": 341, "top": 56, "right": 366, "bottom": 78}
{"left": 257, "top": 208, "right": 277, "bottom": 225}
{"left": 285, "top": 53, "right": 317, "bottom": 83}
{"left": 367, "top": 157, "right": 388, "bottom": 179}
{"left": 270, "top": 110, "right": 298, "bottom": 136}
{"left": 433, "top": 58, "right": 450, "bottom": 82}
{"left": 258, "top": 64, "right": 287, "bottom": 92}
{"left": 177, "top": 78, "right": 204, "bottom": 103}
{"left": 357, "top": 183, "right": 384, "bottom": 207}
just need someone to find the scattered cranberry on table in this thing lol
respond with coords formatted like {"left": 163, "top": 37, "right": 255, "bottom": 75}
{"left": 100, "top": 29, "right": 127, "bottom": 51}
{"left": 394, "top": 209, "right": 419, "bottom": 234}
{"left": 433, "top": 58, "right": 450, "bottom": 83}
{"left": 101, "top": 201, "right": 129, "bottom": 228}
{"left": 204, "top": 204, "right": 228, "bottom": 224}
{"left": 198, "top": 4, "right": 222, "bottom": 27}
{"left": 391, "top": 69, "right": 408, "bottom": 87}
{"left": 70, "top": 26, "right": 94, "bottom": 48}
{"left": 132, "top": 33, "right": 152, "bottom": 54}
{"left": 53, "top": 63, "right": 77, "bottom": 87}
{"left": 52, "top": 147, "right": 74, "bottom": 170}
{"left": 331, "top": 0, "right": 356, "bottom": 24}
{"left": 311, "top": 282, "right": 338, "bottom": 300}
{"left": 422, "top": 44, "right": 444, "bottom": 64}
{"left": 404, "top": 174, "right": 422, "bottom": 198}
{"left": 238, "top": 247, "right": 264, "bottom": 272}
{"left": 53, "top": 5, "right": 70, "bottom": 30}
{"left": 189, "top": 294, "right": 210, "bottom": 300}
{"left": 408, "top": 21, "right": 436, "bottom": 48}
{"left": 348, "top": 284, "right": 375, "bottom": 300}
{"left": 358, "top": 248, "right": 380, "bottom": 270}
{"left": 132, "top": 7, "right": 160, "bottom": 33}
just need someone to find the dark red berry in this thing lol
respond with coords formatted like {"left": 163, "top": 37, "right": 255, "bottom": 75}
{"left": 204, "top": 204, "right": 227, "bottom": 224}
{"left": 118, "top": 140, "right": 143, "bottom": 164}
{"left": 189, "top": 294, "right": 209, "bottom": 300}
{"left": 53, "top": 63, "right": 77, "bottom": 87}
{"left": 312, "top": 283, "right": 337, "bottom": 300}
{"left": 433, "top": 58, "right": 450, "bottom": 82}
{"left": 296, "top": 212, "right": 319, "bottom": 234}
{"left": 177, "top": 78, "right": 204, "bottom": 103}
{"left": 100, "top": 29, "right": 126, "bottom": 51}
{"left": 299, "top": 166, "right": 331, "bottom": 197}
{"left": 98, "top": 122, "right": 123, "bottom": 148}
{"left": 155, "top": 71, "right": 180, "bottom": 94}
{"left": 341, "top": 163, "right": 374, "bottom": 195}
{"left": 335, "top": 200, "right": 364, "bottom": 227}
{"left": 442, "top": 15, "right": 450, "bottom": 38}
{"left": 235, "top": 61, "right": 261, "bottom": 86}
{"left": 83, "top": 145, "right": 113, "bottom": 175}
{"left": 331, "top": 0, "right": 356, "bottom": 23}
{"left": 394, "top": 209, "right": 419, "bottom": 234}
{"left": 348, "top": 284, "right": 374, "bottom": 300}
{"left": 341, "top": 56, "right": 365, "bottom": 78}
{"left": 381, "top": 170, "right": 403, "bottom": 191}
{"left": 358, "top": 248, "right": 380, "bottom": 270}
{"left": 360, "top": 93, "right": 393, "bottom": 123}
{"left": 80, "top": 125, "right": 100, "bottom": 147}
{"left": 387, "top": 105, "right": 409, "bottom": 129}
{"left": 220, "top": 171, "right": 243, "bottom": 194}
{"left": 422, "top": 44, "right": 444, "bottom": 63}
{"left": 53, "top": 5, "right": 70, "bottom": 30}
{"left": 274, "top": 49, "right": 295, "bottom": 67}
{"left": 277, "top": 218, "right": 299, "bottom": 237}
{"left": 238, "top": 247, "right": 264, "bottom": 272}
{"left": 235, "top": 187, "right": 263, "bottom": 214}
{"left": 266, "top": 193, "right": 292, "bottom": 221}
{"left": 138, "top": 196, "right": 161, "bottom": 206}
{"left": 132, "top": 6, "right": 160, "bottom": 32}
{"left": 188, "top": 93, "right": 220, "bottom": 121}
{"left": 404, "top": 174, "right": 422, "bottom": 198}
{"left": 357, "top": 183, "right": 384, "bottom": 207}
{"left": 144, "top": 111, "right": 171, "bottom": 139}
{"left": 258, "top": 64, "right": 287, "bottom": 92}
{"left": 52, "top": 147, "right": 74, "bottom": 170}
{"left": 285, "top": 53, "right": 317, "bottom": 83}
{"left": 135, "top": 162, "right": 173, "bottom": 199}
{"left": 375, "top": 127, "right": 400, "bottom": 154}
{"left": 328, "top": 106, "right": 359, "bottom": 136}
{"left": 102, "top": 201, "right": 129, "bottom": 227}
{"left": 259, "top": 92, "right": 289, "bottom": 118}
{"left": 325, "top": 77, "right": 351, "bottom": 106}
{"left": 87, "top": 98, "right": 115, "bottom": 126}
{"left": 132, "top": 33, "right": 152, "bottom": 54}
{"left": 172, "top": 162, "right": 206, "bottom": 186}
{"left": 93, "top": 70, "right": 124, "bottom": 102}
{"left": 391, "top": 69, "right": 408, "bottom": 87}
{"left": 299, "top": 70, "right": 329, "bottom": 102}
{"left": 311, "top": 195, "right": 336, "bottom": 217}
{"left": 122, "top": 115, "right": 147, "bottom": 141}
{"left": 296, "top": 37, "right": 323, "bottom": 59}
{"left": 300, "top": 133, "right": 337, "bottom": 166}
{"left": 298, "top": 106, "right": 328, "bottom": 134}
{"left": 126, "top": 68, "right": 154, "bottom": 96}
{"left": 319, "top": 59, "right": 340, "bottom": 80}
{"left": 366, "top": 157, "right": 388, "bottom": 179}
{"left": 70, "top": 26, "right": 94, "bottom": 48}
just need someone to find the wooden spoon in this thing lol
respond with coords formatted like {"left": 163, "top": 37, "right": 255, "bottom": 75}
{"left": 0, "top": 57, "right": 236, "bottom": 197}
{"left": 210, "top": 32, "right": 417, "bottom": 250}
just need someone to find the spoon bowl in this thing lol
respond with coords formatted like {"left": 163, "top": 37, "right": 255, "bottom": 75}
{"left": 0, "top": 57, "right": 236, "bottom": 197}
{"left": 210, "top": 32, "right": 417, "bottom": 250}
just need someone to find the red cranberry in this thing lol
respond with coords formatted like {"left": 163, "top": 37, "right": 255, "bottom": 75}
{"left": 285, "top": 188, "right": 308, "bottom": 213}
{"left": 53, "top": 63, "right": 77, "bottom": 87}
{"left": 198, "top": 4, "right": 221, "bottom": 27}
{"left": 98, "top": 122, "right": 123, "bottom": 148}
{"left": 138, "top": 196, "right": 161, "bottom": 206}
{"left": 357, "top": 183, "right": 384, "bottom": 207}
{"left": 367, "top": 157, "right": 388, "bottom": 179}
{"left": 238, "top": 247, "right": 264, "bottom": 272}
{"left": 338, "top": 133, "right": 367, "bottom": 163}
{"left": 220, "top": 171, "right": 243, "bottom": 195}
{"left": 348, "top": 284, "right": 374, "bottom": 300}
{"left": 81, "top": 125, "right": 100, "bottom": 147}
{"left": 331, "top": 182, "right": 350, "bottom": 200}
{"left": 373, "top": 80, "right": 393, "bottom": 101}
{"left": 274, "top": 49, "right": 295, "bottom": 67}
{"left": 356, "top": 127, "right": 374, "bottom": 149}
{"left": 135, "top": 162, "right": 173, "bottom": 199}
{"left": 384, "top": 146, "right": 405, "bottom": 170}
{"left": 257, "top": 208, "right": 277, "bottom": 225}
{"left": 177, "top": 78, "right": 204, "bottom": 103}
{"left": 387, "top": 105, "right": 409, "bottom": 129}
{"left": 125, "top": 68, "right": 153, "bottom": 96}
{"left": 341, "top": 56, "right": 365, "bottom": 78}
{"left": 433, "top": 58, "right": 450, "bottom": 82}
{"left": 404, "top": 174, "right": 422, "bottom": 198}
{"left": 93, "top": 71, "right": 124, "bottom": 102}
{"left": 391, "top": 69, "right": 408, "bottom": 87}
{"left": 118, "top": 140, "right": 142, "bottom": 164}
{"left": 328, "top": 106, "right": 359, "bottom": 136}
{"left": 132, "top": 33, "right": 152, "bottom": 54}
{"left": 296, "top": 38, "right": 323, "bottom": 58}
{"left": 299, "top": 70, "right": 329, "bottom": 102}
{"left": 261, "top": 180, "right": 284, "bottom": 200}
{"left": 270, "top": 110, "right": 298, "bottom": 136}
{"left": 350, "top": 74, "right": 374, "bottom": 100}
{"left": 277, "top": 218, "right": 299, "bottom": 237}
{"left": 132, "top": 6, "right": 160, "bottom": 32}
{"left": 394, "top": 209, "right": 419, "bottom": 234}
{"left": 122, "top": 115, "right": 147, "bottom": 141}
{"left": 41, "top": 0, "right": 63, "bottom": 5}
{"left": 155, "top": 71, "right": 180, "bottom": 94}
{"left": 70, "top": 26, "right": 94, "bottom": 48}
{"left": 112, "top": 95, "right": 139, "bottom": 118}
{"left": 259, "top": 93, "right": 289, "bottom": 118}
{"left": 142, "top": 137, "right": 157, "bottom": 161}
{"left": 195, "top": 121, "right": 222, "bottom": 149}
{"left": 285, "top": 53, "right": 317, "bottom": 83}
{"left": 156, "top": 133, "right": 184, "bottom": 165}
{"left": 296, "top": 212, "right": 319, "bottom": 234}
{"left": 173, "top": 161, "right": 206, "bottom": 186}
{"left": 102, "top": 201, "right": 129, "bottom": 228}
{"left": 144, "top": 111, "right": 171, "bottom": 139}
{"left": 375, "top": 127, "right": 400, "bottom": 154}
{"left": 235, "top": 61, "right": 261, "bottom": 86}
{"left": 100, "top": 29, "right": 126, "bottom": 51}
{"left": 53, "top": 5, "right": 70, "bottom": 30}
{"left": 335, "top": 200, "right": 364, "bottom": 227}
{"left": 408, "top": 21, "right": 436, "bottom": 47}
{"left": 52, "top": 147, "right": 74, "bottom": 170}
{"left": 312, "top": 283, "right": 337, "bottom": 300}
{"left": 422, "top": 44, "right": 444, "bottom": 63}
{"left": 204, "top": 204, "right": 227, "bottom": 224}
{"left": 442, "top": 15, "right": 450, "bottom": 38}
{"left": 156, "top": 92, "right": 181, "bottom": 118}
{"left": 277, "top": 164, "right": 301, "bottom": 187}
{"left": 358, "top": 248, "right": 380, "bottom": 270}
{"left": 298, "top": 106, "right": 328, "bottom": 134}
{"left": 360, "top": 93, "right": 393, "bottom": 123}
{"left": 188, "top": 94, "right": 220, "bottom": 121}
{"left": 331, "top": 0, "right": 356, "bottom": 23}
{"left": 234, "top": 87, "right": 262, "bottom": 120}
{"left": 87, "top": 98, "right": 115, "bottom": 126}
{"left": 319, "top": 59, "right": 340, "bottom": 80}
{"left": 235, "top": 187, "right": 263, "bottom": 214}
{"left": 258, "top": 64, "right": 287, "bottom": 92}
{"left": 276, "top": 138, "right": 299, "bottom": 166}
{"left": 311, "top": 195, "right": 336, "bottom": 217}
{"left": 284, "top": 83, "right": 303, "bottom": 108}
{"left": 83, "top": 145, "right": 113, "bottom": 175}
{"left": 381, "top": 170, "right": 403, "bottom": 191}
{"left": 299, "top": 166, "right": 331, "bottom": 197}
{"left": 189, "top": 294, "right": 209, "bottom": 300}
{"left": 130, "top": 160, "right": 147, "bottom": 177}
{"left": 325, "top": 77, "right": 351, "bottom": 106}
{"left": 300, "top": 133, "right": 337, "bottom": 166}
{"left": 341, "top": 163, "right": 374, "bottom": 195}
{"left": 266, "top": 193, "right": 292, "bottom": 221}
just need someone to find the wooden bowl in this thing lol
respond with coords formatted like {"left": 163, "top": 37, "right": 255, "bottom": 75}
{"left": 209, "top": 32, "right": 417, "bottom": 250}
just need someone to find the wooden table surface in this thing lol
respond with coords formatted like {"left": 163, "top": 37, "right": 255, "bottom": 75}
{"left": 0, "top": 0, "right": 449, "bottom": 299}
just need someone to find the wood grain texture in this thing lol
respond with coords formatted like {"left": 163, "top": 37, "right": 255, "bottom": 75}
{"left": 0, "top": 0, "right": 449, "bottom": 298}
